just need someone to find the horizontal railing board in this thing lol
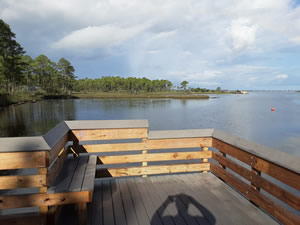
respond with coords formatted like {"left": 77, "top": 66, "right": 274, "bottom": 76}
{"left": 212, "top": 152, "right": 300, "bottom": 211}
{"left": 65, "top": 120, "right": 149, "bottom": 130}
{"left": 0, "top": 175, "right": 46, "bottom": 190}
{"left": 83, "top": 137, "right": 211, "bottom": 153}
{"left": 0, "top": 137, "right": 50, "bottom": 153}
{"left": 211, "top": 163, "right": 300, "bottom": 225}
{"left": 213, "top": 129, "right": 300, "bottom": 174}
{"left": 84, "top": 142, "right": 145, "bottom": 153}
{"left": 213, "top": 139, "right": 300, "bottom": 190}
{"left": 0, "top": 151, "right": 47, "bottom": 170}
{"left": 146, "top": 138, "right": 212, "bottom": 149}
{"left": 97, "top": 163, "right": 210, "bottom": 177}
{"left": 148, "top": 129, "right": 214, "bottom": 139}
{"left": 0, "top": 191, "right": 91, "bottom": 209}
{"left": 97, "top": 151, "right": 212, "bottom": 164}
{"left": 72, "top": 128, "right": 148, "bottom": 141}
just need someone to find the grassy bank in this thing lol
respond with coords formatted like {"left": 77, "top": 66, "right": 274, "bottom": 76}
{"left": 0, "top": 91, "right": 211, "bottom": 107}
{"left": 72, "top": 92, "right": 210, "bottom": 99}
{"left": 0, "top": 93, "right": 79, "bottom": 108}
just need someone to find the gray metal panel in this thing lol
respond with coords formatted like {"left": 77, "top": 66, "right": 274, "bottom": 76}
{"left": 65, "top": 120, "right": 149, "bottom": 130}
{"left": 148, "top": 129, "right": 214, "bottom": 139}
{"left": 212, "top": 129, "right": 300, "bottom": 174}
{"left": 43, "top": 121, "right": 70, "bottom": 148}
{"left": 0, "top": 136, "right": 50, "bottom": 153}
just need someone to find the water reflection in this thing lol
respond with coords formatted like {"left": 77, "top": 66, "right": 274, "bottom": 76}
{"left": 0, "top": 93, "right": 299, "bottom": 156}
{"left": 0, "top": 100, "right": 76, "bottom": 136}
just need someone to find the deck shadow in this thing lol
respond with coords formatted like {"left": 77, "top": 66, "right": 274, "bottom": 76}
{"left": 151, "top": 193, "right": 216, "bottom": 225}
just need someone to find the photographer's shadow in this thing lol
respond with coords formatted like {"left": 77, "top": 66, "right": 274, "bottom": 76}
{"left": 151, "top": 193, "right": 216, "bottom": 225}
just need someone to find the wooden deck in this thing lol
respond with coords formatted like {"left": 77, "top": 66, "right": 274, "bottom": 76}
{"left": 61, "top": 173, "right": 278, "bottom": 225}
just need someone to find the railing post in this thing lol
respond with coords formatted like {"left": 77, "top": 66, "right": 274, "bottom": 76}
{"left": 38, "top": 167, "right": 48, "bottom": 216}
{"left": 251, "top": 167, "right": 261, "bottom": 191}
{"left": 202, "top": 147, "right": 208, "bottom": 173}
{"left": 219, "top": 151, "right": 226, "bottom": 169}
{"left": 142, "top": 139, "right": 148, "bottom": 178}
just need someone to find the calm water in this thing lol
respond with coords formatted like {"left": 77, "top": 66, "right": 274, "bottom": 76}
{"left": 0, "top": 92, "right": 299, "bottom": 156}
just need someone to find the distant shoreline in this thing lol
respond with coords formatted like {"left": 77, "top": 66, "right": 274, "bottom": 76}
{"left": 0, "top": 91, "right": 250, "bottom": 108}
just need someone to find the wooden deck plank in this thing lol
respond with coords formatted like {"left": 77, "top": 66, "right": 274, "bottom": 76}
{"left": 163, "top": 174, "right": 216, "bottom": 225}
{"left": 111, "top": 179, "right": 127, "bottom": 225}
{"left": 155, "top": 175, "right": 211, "bottom": 225}
{"left": 134, "top": 178, "right": 164, "bottom": 225}
{"left": 91, "top": 180, "right": 103, "bottom": 225}
{"left": 195, "top": 173, "right": 278, "bottom": 225}
{"left": 118, "top": 179, "right": 139, "bottom": 225}
{"left": 188, "top": 173, "right": 257, "bottom": 225}
{"left": 141, "top": 177, "right": 176, "bottom": 225}
{"left": 102, "top": 180, "right": 115, "bottom": 225}
{"left": 148, "top": 176, "right": 187, "bottom": 225}
{"left": 190, "top": 173, "right": 277, "bottom": 225}
{"left": 82, "top": 155, "right": 97, "bottom": 191}
{"left": 151, "top": 176, "right": 199, "bottom": 225}
{"left": 48, "top": 157, "right": 79, "bottom": 193}
{"left": 127, "top": 178, "right": 151, "bottom": 225}
{"left": 89, "top": 173, "right": 279, "bottom": 225}
{"left": 69, "top": 156, "right": 89, "bottom": 192}
{"left": 174, "top": 174, "right": 233, "bottom": 225}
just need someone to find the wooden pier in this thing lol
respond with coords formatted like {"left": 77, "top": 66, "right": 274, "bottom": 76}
{"left": 0, "top": 120, "right": 299, "bottom": 225}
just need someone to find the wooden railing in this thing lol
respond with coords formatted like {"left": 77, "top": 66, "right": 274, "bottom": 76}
{"left": 68, "top": 121, "right": 213, "bottom": 177}
{"left": 211, "top": 130, "right": 300, "bottom": 225}
{"left": 0, "top": 120, "right": 299, "bottom": 225}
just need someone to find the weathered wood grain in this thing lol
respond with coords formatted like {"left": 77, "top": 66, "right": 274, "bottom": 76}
{"left": 0, "top": 151, "right": 47, "bottom": 169}
{"left": 47, "top": 148, "right": 68, "bottom": 186}
{"left": 0, "top": 174, "right": 46, "bottom": 190}
{"left": 212, "top": 152, "right": 300, "bottom": 211}
{"left": 213, "top": 139, "right": 300, "bottom": 190}
{"left": 211, "top": 163, "right": 300, "bottom": 225}
{"left": 0, "top": 191, "right": 90, "bottom": 209}
{"left": 84, "top": 142, "right": 146, "bottom": 153}
{"left": 72, "top": 128, "right": 148, "bottom": 141}
{"left": 98, "top": 151, "right": 212, "bottom": 164}
{"left": 147, "top": 138, "right": 212, "bottom": 149}
{"left": 101, "top": 163, "right": 210, "bottom": 177}
{"left": 48, "top": 133, "right": 69, "bottom": 164}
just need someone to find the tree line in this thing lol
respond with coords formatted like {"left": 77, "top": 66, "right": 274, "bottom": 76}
{"left": 0, "top": 19, "right": 76, "bottom": 95}
{"left": 1, "top": 18, "right": 225, "bottom": 97}
{"left": 0, "top": 19, "right": 174, "bottom": 95}
{"left": 74, "top": 77, "right": 173, "bottom": 93}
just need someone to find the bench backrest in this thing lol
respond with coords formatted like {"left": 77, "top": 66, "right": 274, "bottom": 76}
{"left": 67, "top": 120, "right": 213, "bottom": 177}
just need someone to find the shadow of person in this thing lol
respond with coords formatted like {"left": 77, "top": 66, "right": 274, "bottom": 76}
{"left": 151, "top": 193, "right": 216, "bottom": 225}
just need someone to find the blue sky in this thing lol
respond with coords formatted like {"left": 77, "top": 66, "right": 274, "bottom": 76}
{"left": 1, "top": 0, "right": 300, "bottom": 90}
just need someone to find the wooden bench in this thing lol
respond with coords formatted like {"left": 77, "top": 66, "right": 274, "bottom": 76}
{"left": 47, "top": 155, "right": 97, "bottom": 224}
{"left": 0, "top": 121, "right": 98, "bottom": 225}
{"left": 0, "top": 154, "right": 97, "bottom": 225}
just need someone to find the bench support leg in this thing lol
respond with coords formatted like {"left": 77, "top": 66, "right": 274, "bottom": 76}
{"left": 78, "top": 203, "right": 87, "bottom": 225}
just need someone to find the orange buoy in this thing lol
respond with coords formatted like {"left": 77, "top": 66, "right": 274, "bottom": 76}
{"left": 271, "top": 107, "right": 275, "bottom": 111}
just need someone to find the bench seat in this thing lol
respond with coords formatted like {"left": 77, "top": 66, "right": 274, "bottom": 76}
{"left": 47, "top": 155, "right": 97, "bottom": 194}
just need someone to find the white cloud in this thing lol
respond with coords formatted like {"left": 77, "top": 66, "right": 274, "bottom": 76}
{"left": 274, "top": 74, "right": 289, "bottom": 80}
{"left": 228, "top": 18, "right": 257, "bottom": 51}
{"left": 0, "top": 0, "right": 300, "bottom": 89}
{"left": 53, "top": 25, "right": 146, "bottom": 50}
{"left": 248, "top": 77, "right": 257, "bottom": 81}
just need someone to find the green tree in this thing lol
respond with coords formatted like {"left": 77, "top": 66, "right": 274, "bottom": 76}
{"left": 0, "top": 19, "right": 25, "bottom": 94}
{"left": 216, "top": 87, "right": 221, "bottom": 92}
{"left": 21, "top": 55, "right": 34, "bottom": 86}
{"left": 180, "top": 80, "right": 189, "bottom": 90}
{"left": 57, "top": 58, "right": 76, "bottom": 94}
{"left": 32, "top": 55, "right": 57, "bottom": 93}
